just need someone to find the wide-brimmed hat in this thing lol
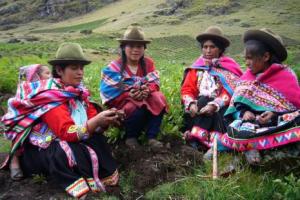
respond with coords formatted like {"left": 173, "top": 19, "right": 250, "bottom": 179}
{"left": 117, "top": 25, "right": 151, "bottom": 44}
{"left": 243, "top": 28, "right": 287, "bottom": 62}
{"left": 48, "top": 43, "right": 91, "bottom": 66}
{"left": 196, "top": 26, "right": 230, "bottom": 48}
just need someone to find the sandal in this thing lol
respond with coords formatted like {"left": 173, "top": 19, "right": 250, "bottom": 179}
{"left": 245, "top": 149, "right": 261, "bottom": 165}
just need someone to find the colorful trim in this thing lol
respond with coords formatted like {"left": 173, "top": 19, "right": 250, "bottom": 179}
{"left": 219, "top": 127, "right": 300, "bottom": 151}
{"left": 86, "top": 178, "right": 101, "bottom": 193}
{"left": 86, "top": 170, "right": 119, "bottom": 193}
{"left": 65, "top": 177, "right": 90, "bottom": 198}
{"left": 10, "top": 127, "right": 32, "bottom": 155}
{"left": 84, "top": 145, "right": 106, "bottom": 192}
{"left": 210, "top": 68, "right": 235, "bottom": 96}
{"left": 67, "top": 125, "right": 89, "bottom": 140}
{"left": 59, "top": 141, "right": 77, "bottom": 167}
{"left": 189, "top": 126, "right": 211, "bottom": 147}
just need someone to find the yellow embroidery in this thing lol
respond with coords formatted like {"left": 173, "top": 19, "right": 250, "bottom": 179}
{"left": 68, "top": 125, "right": 89, "bottom": 140}
{"left": 68, "top": 125, "right": 78, "bottom": 133}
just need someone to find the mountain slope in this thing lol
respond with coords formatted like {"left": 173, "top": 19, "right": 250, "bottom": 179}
{"left": 0, "top": 0, "right": 300, "bottom": 41}
{"left": 0, "top": 0, "right": 118, "bottom": 30}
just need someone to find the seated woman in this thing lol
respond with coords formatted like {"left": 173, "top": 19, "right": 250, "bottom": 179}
{"left": 100, "top": 26, "right": 168, "bottom": 149}
{"left": 1, "top": 43, "right": 120, "bottom": 198}
{"left": 220, "top": 28, "right": 300, "bottom": 165}
{"left": 181, "top": 26, "right": 242, "bottom": 158}
{"left": 9, "top": 64, "right": 51, "bottom": 181}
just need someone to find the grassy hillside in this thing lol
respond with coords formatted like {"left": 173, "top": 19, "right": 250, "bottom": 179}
{"left": 1, "top": 0, "right": 298, "bottom": 62}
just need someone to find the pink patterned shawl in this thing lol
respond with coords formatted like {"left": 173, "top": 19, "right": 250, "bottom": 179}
{"left": 241, "top": 64, "right": 300, "bottom": 109}
{"left": 19, "top": 64, "right": 45, "bottom": 82}
{"left": 191, "top": 55, "right": 243, "bottom": 76}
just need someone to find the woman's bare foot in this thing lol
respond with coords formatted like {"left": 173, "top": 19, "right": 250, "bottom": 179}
{"left": 10, "top": 155, "right": 24, "bottom": 181}
{"left": 245, "top": 149, "right": 261, "bottom": 165}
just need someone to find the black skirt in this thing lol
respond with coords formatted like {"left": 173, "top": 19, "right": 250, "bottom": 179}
{"left": 20, "top": 134, "right": 118, "bottom": 197}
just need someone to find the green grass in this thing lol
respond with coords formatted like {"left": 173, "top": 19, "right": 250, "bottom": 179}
{"left": 146, "top": 155, "right": 300, "bottom": 199}
{"left": 31, "top": 18, "right": 107, "bottom": 33}
{"left": 0, "top": 56, "right": 49, "bottom": 93}
{"left": 146, "top": 170, "right": 276, "bottom": 199}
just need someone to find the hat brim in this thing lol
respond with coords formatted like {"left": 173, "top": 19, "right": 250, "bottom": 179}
{"left": 116, "top": 39, "right": 151, "bottom": 44}
{"left": 48, "top": 59, "right": 91, "bottom": 66}
{"left": 196, "top": 33, "right": 230, "bottom": 48}
{"left": 243, "top": 30, "right": 287, "bottom": 62}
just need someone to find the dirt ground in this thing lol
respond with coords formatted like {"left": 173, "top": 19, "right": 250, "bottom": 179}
{"left": 0, "top": 136, "right": 204, "bottom": 200}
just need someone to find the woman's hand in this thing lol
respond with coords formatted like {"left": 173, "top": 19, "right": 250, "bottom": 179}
{"left": 189, "top": 103, "right": 198, "bottom": 117}
{"left": 129, "top": 88, "right": 143, "bottom": 101}
{"left": 199, "top": 104, "right": 217, "bottom": 116}
{"left": 140, "top": 85, "right": 151, "bottom": 99}
{"left": 257, "top": 111, "right": 275, "bottom": 125}
{"left": 87, "top": 108, "right": 125, "bottom": 134}
{"left": 242, "top": 111, "right": 255, "bottom": 121}
{"left": 97, "top": 109, "right": 121, "bottom": 128}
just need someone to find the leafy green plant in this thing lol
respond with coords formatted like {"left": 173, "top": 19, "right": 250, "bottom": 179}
{"left": 32, "top": 174, "right": 47, "bottom": 184}
{"left": 273, "top": 174, "right": 300, "bottom": 199}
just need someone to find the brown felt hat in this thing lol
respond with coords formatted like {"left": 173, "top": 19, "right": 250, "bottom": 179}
{"left": 48, "top": 43, "right": 91, "bottom": 66}
{"left": 117, "top": 25, "right": 151, "bottom": 44}
{"left": 196, "top": 26, "right": 230, "bottom": 48}
{"left": 243, "top": 28, "right": 287, "bottom": 62}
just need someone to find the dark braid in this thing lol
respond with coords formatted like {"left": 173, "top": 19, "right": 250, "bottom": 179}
{"left": 245, "top": 40, "right": 281, "bottom": 65}
{"left": 52, "top": 64, "right": 68, "bottom": 78}
{"left": 139, "top": 55, "right": 147, "bottom": 76}
{"left": 120, "top": 45, "right": 127, "bottom": 80}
